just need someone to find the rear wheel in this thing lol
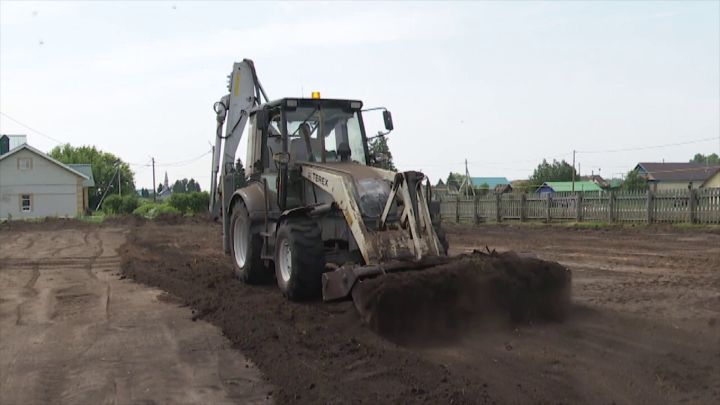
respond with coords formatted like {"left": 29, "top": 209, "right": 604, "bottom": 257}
{"left": 274, "top": 218, "right": 325, "bottom": 300}
{"left": 229, "top": 202, "right": 267, "bottom": 284}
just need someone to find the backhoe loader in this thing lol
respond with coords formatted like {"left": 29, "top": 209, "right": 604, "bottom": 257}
{"left": 209, "top": 60, "right": 570, "bottom": 334}
{"left": 209, "top": 59, "right": 451, "bottom": 301}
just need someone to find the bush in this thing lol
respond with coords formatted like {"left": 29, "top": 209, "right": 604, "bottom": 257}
{"left": 132, "top": 203, "right": 155, "bottom": 217}
{"left": 150, "top": 204, "right": 181, "bottom": 217}
{"left": 187, "top": 191, "right": 210, "bottom": 213}
{"left": 168, "top": 193, "right": 191, "bottom": 214}
{"left": 120, "top": 195, "right": 139, "bottom": 214}
{"left": 132, "top": 202, "right": 180, "bottom": 218}
{"left": 102, "top": 195, "right": 123, "bottom": 214}
{"left": 168, "top": 191, "right": 209, "bottom": 214}
{"left": 102, "top": 194, "right": 139, "bottom": 214}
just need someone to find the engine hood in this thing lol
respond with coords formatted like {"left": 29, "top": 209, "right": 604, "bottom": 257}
{"left": 301, "top": 162, "right": 396, "bottom": 218}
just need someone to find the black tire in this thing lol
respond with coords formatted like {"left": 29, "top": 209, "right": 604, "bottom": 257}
{"left": 229, "top": 202, "right": 267, "bottom": 284}
{"left": 434, "top": 224, "right": 449, "bottom": 255}
{"left": 274, "top": 218, "right": 326, "bottom": 301}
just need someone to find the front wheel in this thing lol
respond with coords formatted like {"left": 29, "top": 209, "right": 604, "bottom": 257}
{"left": 274, "top": 218, "right": 325, "bottom": 301}
{"left": 229, "top": 202, "right": 267, "bottom": 283}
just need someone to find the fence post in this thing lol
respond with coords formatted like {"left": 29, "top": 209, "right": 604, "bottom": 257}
{"left": 474, "top": 194, "right": 480, "bottom": 225}
{"left": 455, "top": 194, "right": 460, "bottom": 223}
{"left": 689, "top": 188, "right": 697, "bottom": 224}
{"left": 576, "top": 193, "right": 583, "bottom": 222}
{"left": 495, "top": 194, "right": 501, "bottom": 223}
{"left": 646, "top": 190, "right": 654, "bottom": 224}
{"left": 608, "top": 191, "right": 615, "bottom": 222}
{"left": 545, "top": 193, "right": 551, "bottom": 223}
{"left": 520, "top": 193, "right": 527, "bottom": 222}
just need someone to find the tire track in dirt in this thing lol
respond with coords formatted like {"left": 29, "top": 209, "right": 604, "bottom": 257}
{"left": 15, "top": 263, "right": 40, "bottom": 326}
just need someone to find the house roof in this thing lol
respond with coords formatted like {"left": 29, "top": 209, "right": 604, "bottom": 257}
{"left": 702, "top": 170, "right": 720, "bottom": 187}
{"left": 0, "top": 143, "right": 89, "bottom": 180}
{"left": 68, "top": 164, "right": 96, "bottom": 187}
{"left": 635, "top": 162, "right": 720, "bottom": 182}
{"left": 579, "top": 174, "right": 609, "bottom": 188}
{"left": 540, "top": 181, "right": 602, "bottom": 192}
{"left": 0, "top": 134, "right": 27, "bottom": 150}
{"left": 470, "top": 177, "right": 510, "bottom": 188}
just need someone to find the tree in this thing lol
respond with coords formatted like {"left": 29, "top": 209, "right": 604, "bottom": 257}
{"left": 170, "top": 178, "right": 202, "bottom": 193}
{"left": 187, "top": 179, "right": 201, "bottom": 193}
{"left": 690, "top": 153, "right": 720, "bottom": 165}
{"left": 158, "top": 183, "right": 164, "bottom": 193}
{"left": 233, "top": 159, "right": 247, "bottom": 189}
{"left": 477, "top": 182, "right": 490, "bottom": 196}
{"left": 172, "top": 179, "right": 187, "bottom": 194}
{"left": 622, "top": 169, "right": 648, "bottom": 192}
{"left": 368, "top": 136, "right": 396, "bottom": 171}
{"left": 446, "top": 173, "right": 462, "bottom": 190}
{"left": 512, "top": 180, "right": 533, "bottom": 193}
{"left": 140, "top": 188, "right": 150, "bottom": 198}
{"left": 529, "top": 159, "right": 576, "bottom": 186}
{"left": 49, "top": 144, "right": 135, "bottom": 209}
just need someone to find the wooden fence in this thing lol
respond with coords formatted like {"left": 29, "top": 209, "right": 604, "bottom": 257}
{"left": 438, "top": 188, "right": 720, "bottom": 225}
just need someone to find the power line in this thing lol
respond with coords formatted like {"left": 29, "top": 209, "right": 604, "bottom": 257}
{"left": 155, "top": 149, "right": 213, "bottom": 167}
{"left": 0, "top": 111, "right": 64, "bottom": 144}
{"left": 577, "top": 137, "right": 716, "bottom": 154}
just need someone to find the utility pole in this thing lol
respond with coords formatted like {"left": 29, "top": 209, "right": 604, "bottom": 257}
{"left": 118, "top": 167, "right": 121, "bottom": 196}
{"left": 571, "top": 149, "right": 576, "bottom": 193}
{"left": 459, "top": 158, "right": 475, "bottom": 197}
{"left": 152, "top": 157, "right": 157, "bottom": 202}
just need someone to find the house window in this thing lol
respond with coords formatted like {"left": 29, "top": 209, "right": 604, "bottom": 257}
{"left": 21, "top": 194, "right": 32, "bottom": 212}
{"left": 18, "top": 158, "right": 32, "bottom": 171}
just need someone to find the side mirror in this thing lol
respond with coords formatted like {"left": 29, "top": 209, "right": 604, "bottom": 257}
{"left": 383, "top": 110, "right": 394, "bottom": 131}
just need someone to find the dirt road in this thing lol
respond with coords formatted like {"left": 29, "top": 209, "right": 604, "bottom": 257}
{"left": 118, "top": 219, "right": 720, "bottom": 404}
{"left": 0, "top": 223, "right": 270, "bottom": 404}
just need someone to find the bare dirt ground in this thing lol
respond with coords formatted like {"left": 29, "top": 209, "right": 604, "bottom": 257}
{"left": 0, "top": 220, "right": 270, "bottom": 405}
{"left": 115, "top": 218, "right": 720, "bottom": 404}
{"left": 2, "top": 218, "right": 717, "bottom": 404}
{"left": 442, "top": 223, "right": 720, "bottom": 404}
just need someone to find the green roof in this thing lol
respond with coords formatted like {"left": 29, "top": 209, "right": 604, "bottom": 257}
{"left": 542, "top": 181, "right": 602, "bottom": 192}
{"left": 470, "top": 177, "right": 510, "bottom": 188}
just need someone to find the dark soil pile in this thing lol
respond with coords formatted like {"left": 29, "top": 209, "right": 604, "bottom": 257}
{"left": 119, "top": 220, "right": 496, "bottom": 404}
{"left": 352, "top": 252, "right": 571, "bottom": 344}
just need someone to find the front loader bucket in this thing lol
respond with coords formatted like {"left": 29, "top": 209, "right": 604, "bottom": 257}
{"left": 330, "top": 250, "right": 572, "bottom": 344}
{"left": 321, "top": 257, "right": 450, "bottom": 301}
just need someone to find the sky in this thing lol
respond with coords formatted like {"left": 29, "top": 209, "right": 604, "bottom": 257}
{"left": 1, "top": 0, "right": 719, "bottom": 190}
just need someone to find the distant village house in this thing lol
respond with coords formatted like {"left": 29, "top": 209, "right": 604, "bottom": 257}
{"left": 1, "top": 137, "right": 94, "bottom": 219}
{"left": 635, "top": 162, "right": 720, "bottom": 191}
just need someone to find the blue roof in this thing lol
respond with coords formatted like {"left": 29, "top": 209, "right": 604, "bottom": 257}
{"left": 470, "top": 177, "right": 510, "bottom": 188}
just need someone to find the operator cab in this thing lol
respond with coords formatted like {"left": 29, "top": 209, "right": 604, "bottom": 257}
{"left": 248, "top": 98, "right": 370, "bottom": 175}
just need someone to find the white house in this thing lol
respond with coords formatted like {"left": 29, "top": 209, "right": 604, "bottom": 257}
{"left": 0, "top": 143, "right": 90, "bottom": 219}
